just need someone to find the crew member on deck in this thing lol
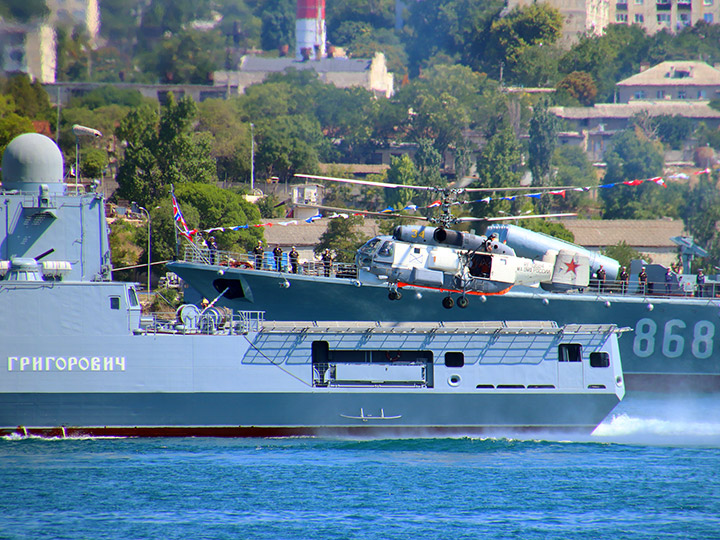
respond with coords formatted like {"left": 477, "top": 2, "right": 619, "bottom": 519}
{"left": 596, "top": 265, "right": 606, "bottom": 292}
{"left": 619, "top": 266, "right": 629, "bottom": 294}
{"left": 289, "top": 246, "right": 299, "bottom": 274}
{"left": 638, "top": 266, "right": 648, "bottom": 295}
{"left": 273, "top": 244, "right": 283, "bottom": 272}
{"left": 697, "top": 269, "right": 705, "bottom": 297}
{"left": 252, "top": 241, "right": 264, "bottom": 270}
{"left": 321, "top": 249, "right": 333, "bottom": 277}
{"left": 665, "top": 268, "right": 673, "bottom": 295}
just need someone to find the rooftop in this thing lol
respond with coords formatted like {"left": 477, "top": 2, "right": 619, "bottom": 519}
{"left": 617, "top": 61, "right": 720, "bottom": 87}
{"left": 239, "top": 56, "right": 372, "bottom": 73}
{"left": 549, "top": 101, "right": 720, "bottom": 119}
{"left": 559, "top": 219, "right": 685, "bottom": 248}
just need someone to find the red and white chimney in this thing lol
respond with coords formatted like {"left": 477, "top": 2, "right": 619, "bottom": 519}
{"left": 296, "top": 0, "right": 326, "bottom": 60}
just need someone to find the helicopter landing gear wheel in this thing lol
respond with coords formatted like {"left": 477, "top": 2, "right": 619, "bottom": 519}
{"left": 388, "top": 290, "right": 402, "bottom": 301}
{"left": 457, "top": 296, "right": 469, "bottom": 309}
{"left": 442, "top": 296, "right": 454, "bottom": 309}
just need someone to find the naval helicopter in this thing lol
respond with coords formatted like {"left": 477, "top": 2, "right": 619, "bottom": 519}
{"left": 294, "top": 174, "right": 593, "bottom": 309}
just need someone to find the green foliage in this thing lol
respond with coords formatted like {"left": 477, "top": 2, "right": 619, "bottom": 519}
{"left": 145, "top": 29, "right": 226, "bottom": 84}
{"left": 260, "top": 0, "right": 295, "bottom": 51}
{"left": 403, "top": 0, "right": 504, "bottom": 76}
{"left": 256, "top": 194, "right": 284, "bottom": 219}
{"left": 681, "top": 175, "right": 720, "bottom": 249}
{"left": 517, "top": 220, "right": 574, "bottom": 243}
{"left": 550, "top": 145, "right": 598, "bottom": 213}
{"left": 108, "top": 218, "right": 143, "bottom": 281}
{"left": 0, "top": 0, "right": 48, "bottom": 21}
{"left": 0, "top": 95, "right": 35, "bottom": 161}
{"left": 528, "top": 100, "right": 558, "bottom": 186}
{"left": 601, "top": 130, "right": 664, "bottom": 219}
{"left": 384, "top": 155, "right": 417, "bottom": 209}
{"left": 315, "top": 215, "right": 369, "bottom": 262}
{"left": 603, "top": 241, "right": 648, "bottom": 268}
{"left": 474, "top": 123, "right": 523, "bottom": 217}
{"left": 651, "top": 115, "right": 694, "bottom": 150}
{"left": 173, "top": 182, "right": 262, "bottom": 252}
{"left": 555, "top": 71, "right": 598, "bottom": 106}
{"left": 197, "top": 99, "right": 251, "bottom": 182}
{"left": 487, "top": 3, "right": 563, "bottom": 76}
{"left": 69, "top": 87, "right": 146, "bottom": 110}
{"left": 327, "top": 0, "right": 395, "bottom": 31}
{"left": 2, "top": 74, "right": 53, "bottom": 121}
{"left": 115, "top": 95, "right": 216, "bottom": 206}
{"left": 80, "top": 148, "right": 108, "bottom": 179}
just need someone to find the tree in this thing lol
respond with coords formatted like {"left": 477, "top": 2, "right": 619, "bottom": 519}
{"left": 556, "top": 71, "right": 598, "bottom": 106}
{"left": 315, "top": 215, "right": 369, "bottom": 262}
{"left": 260, "top": 0, "right": 295, "bottom": 51}
{"left": 601, "top": 129, "right": 664, "bottom": 219}
{"left": 141, "top": 29, "right": 225, "bottom": 84}
{"left": 528, "top": 100, "right": 558, "bottom": 186}
{"left": 115, "top": 94, "right": 216, "bottom": 206}
{"left": 0, "top": 0, "right": 48, "bottom": 22}
{"left": 0, "top": 95, "right": 34, "bottom": 160}
{"left": 603, "top": 241, "right": 650, "bottom": 268}
{"left": 651, "top": 115, "right": 694, "bottom": 150}
{"left": 474, "top": 123, "right": 523, "bottom": 217}
{"left": 384, "top": 155, "right": 417, "bottom": 210}
{"left": 2, "top": 73, "right": 53, "bottom": 120}
{"left": 550, "top": 145, "right": 598, "bottom": 214}
{"left": 486, "top": 3, "right": 563, "bottom": 75}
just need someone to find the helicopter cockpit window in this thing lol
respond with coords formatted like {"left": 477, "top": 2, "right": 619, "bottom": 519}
{"left": 377, "top": 241, "right": 394, "bottom": 258}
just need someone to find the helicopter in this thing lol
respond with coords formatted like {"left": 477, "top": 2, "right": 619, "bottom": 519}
{"left": 294, "top": 173, "right": 593, "bottom": 309}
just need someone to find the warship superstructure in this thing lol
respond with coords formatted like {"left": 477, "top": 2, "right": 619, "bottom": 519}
{"left": 0, "top": 133, "right": 625, "bottom": 436}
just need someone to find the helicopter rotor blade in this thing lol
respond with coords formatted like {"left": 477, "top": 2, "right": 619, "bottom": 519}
{"left": 294, "top": 174, "right": 436, "bottom": 192}
{"left": 296, "top": 173, "right": 583, "bottom": 194}
{"left": 456, "top": 212, "right": 577, "bottom": 222}
{"left": 296, "top": 203, "right": 429, "bottom": 220}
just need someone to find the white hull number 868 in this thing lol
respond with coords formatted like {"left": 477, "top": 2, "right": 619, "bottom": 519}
{"left": 633, "top": 318, "right": 715, "bottom": 359}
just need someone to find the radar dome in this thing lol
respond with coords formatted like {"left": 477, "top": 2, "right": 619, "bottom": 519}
{"left": 1, "top": 133, "right": 64, "bottom": 191}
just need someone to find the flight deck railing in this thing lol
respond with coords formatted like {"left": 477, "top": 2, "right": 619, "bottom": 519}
{"left": 179, "top": 245, "right": 358, "bottom": 279}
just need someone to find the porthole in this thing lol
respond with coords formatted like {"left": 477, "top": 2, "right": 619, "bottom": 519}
{"left": 448, "top": 374, "right": 461, "bottom": 387}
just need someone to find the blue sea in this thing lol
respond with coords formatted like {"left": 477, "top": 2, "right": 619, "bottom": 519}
{"left": 2, "top": 394, "right": 719, "bottom": 540}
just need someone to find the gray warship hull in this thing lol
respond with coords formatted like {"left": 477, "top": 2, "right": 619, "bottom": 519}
{"left": 168, "top": 261, "right": 720, "bottom": 392}
{"left": 1, "top": 313, "right": 624, "bottom": 437}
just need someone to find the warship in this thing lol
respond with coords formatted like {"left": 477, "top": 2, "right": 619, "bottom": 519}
{"left": 169, "top": 218, "right": 720, "bottom": 394}
{"left": 0, "top": 133, "right": 626, "bottom": 437}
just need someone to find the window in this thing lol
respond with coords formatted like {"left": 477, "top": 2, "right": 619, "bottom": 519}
{"left": 445, "top": 352, "right": 464, "bottom": 368}
{"left": 699, "top": 89, "right": 707, "bottom": 99}
{"left": 110, "top": 296, "right": 120, "bottom": 310}
{"left": 633, "top": 90, "right": 646, "bottom": 99}
{"left": 634, "top": 0, "right": 643, "bottom": 4}
{"left": 656, "top": 90, "right": 665, "bottom": 98}
{"left": 657, "top": 13, "right": 671, "bottom": 23}
{"left": 590, "top": 352, "right": 610, "bottom": 368}
{"left": 678, "top": 89, "right": 687, "bottom": 99}
{"left": 128, "top": 288, "right": 139, "bottom": 307}
{"left": 616, "top": 13, "right": 628, "bottom": 21}
{"left": 635, "top": 13, "right": 644, "bottom": 23}
{"left": 704, "top": 13, "right": 714, "bottom": 23}
{"left": 559, "top": 344, "right": 582, "bottom": 362}
{"left": 703, "top": 0, "right": 713, "bottom": 5}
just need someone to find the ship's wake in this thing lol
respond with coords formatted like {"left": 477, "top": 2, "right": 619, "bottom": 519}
{"left": 591, "top": 393, "right": 720, "bottom": 447}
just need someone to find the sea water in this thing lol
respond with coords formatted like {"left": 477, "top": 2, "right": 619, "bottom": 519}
{"left": 1, "top": 394, "right": 719, "bottom": 540}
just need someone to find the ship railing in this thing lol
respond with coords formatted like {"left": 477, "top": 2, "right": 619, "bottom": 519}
{"left": 139, "top": 310, "right": 265, "bottom": 335}
{"left": 588, "top": 279, "right": 719, "bottom": 299}
{"left": 179, "top": 245, "right": 359, "bottom": 279}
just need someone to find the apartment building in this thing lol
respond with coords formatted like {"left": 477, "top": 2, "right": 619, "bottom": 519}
{"left": 611, "top": 0, "right": 719, "bottom": 32}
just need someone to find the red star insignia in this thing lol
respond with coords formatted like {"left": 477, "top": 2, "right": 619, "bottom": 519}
{"left": 564, "top": 258, "right": 580, "bottom": 275}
